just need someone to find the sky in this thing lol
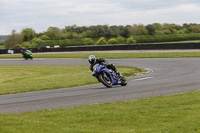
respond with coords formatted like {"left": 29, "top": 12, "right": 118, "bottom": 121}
{"left": 1, "top": 0, "right": 200, "bottom": 35}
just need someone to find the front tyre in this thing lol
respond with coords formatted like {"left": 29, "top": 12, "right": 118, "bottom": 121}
{"left": 98, "top": 73, "right": 112, "bottom": 88}
{"left": 120, "top": 76, "right": 127, "bottom": 86}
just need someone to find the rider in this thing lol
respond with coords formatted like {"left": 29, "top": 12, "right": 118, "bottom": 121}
{"left": 25, "top": 49, "right": 32, "bottom": 55}
{"left": 21, "top": 48, "right": 31, "bottom": 55}
{"left": 21, "top": 48, "right": 32, "bottom": 58}
{"left": 88, "top": 55, "right": 121, "bottom": 76}
{"left": 21, "top": 48, "right": 26, "bottom": 55}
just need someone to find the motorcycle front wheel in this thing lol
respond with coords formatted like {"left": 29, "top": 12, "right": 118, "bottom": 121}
{"left": 98, "top": 73, "right": 112, "bottom": 88}
{"left": 120, "top": 76, "right": 127, "bottom": 86}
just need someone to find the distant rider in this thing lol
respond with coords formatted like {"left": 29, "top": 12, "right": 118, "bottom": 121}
{"left": 21, "top": 48, "right": 31, "bottom": 54}
{"left": 21, "top": 48, "right": 32, "bottom": 59}
{"left": 21, "top": 48, "right": 26, "bottom": 56}
{"left": 25, "top": 49, "right": 32, "bottom": 55}
{"left": 88, "top": 55, "right": 121, "bottom": 76}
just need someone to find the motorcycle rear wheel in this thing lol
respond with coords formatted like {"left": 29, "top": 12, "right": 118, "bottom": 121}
{"left": 98, "top": 73, "right": 112, "bottom": 88}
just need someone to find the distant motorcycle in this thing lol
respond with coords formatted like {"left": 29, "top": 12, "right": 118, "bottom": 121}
{"left": 22, "top": 50, "right": 33, "bottom": 60}
{"left": 92, "top": 64, "right": 127, "bottom": 88}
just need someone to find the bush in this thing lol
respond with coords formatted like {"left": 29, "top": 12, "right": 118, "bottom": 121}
{"left": 117, "top": 36, "right": 125, "bottom": 44}
{"left": 70, "top": 38, "right": 83, "bottom": 46}
{"left": 108, "top": 38, "right": 118, "bottom": 44}
{"left": 134, "top": 33, "right": 200, "bottom": 43}
{"left": 39, "top": 35, "right": 50, "bottom": 40}
{"left": 18, "top": 42, "right": 32, "bottom": 48}
{"left": 126, "top": 37, "right": 137, "bottom": 44}
{"left": 62, "top": 39, "right": 73, "bottom": 46}
{"left": 60, "top": 33, "right": 72, "bottom": 39}
{"left": 82, "top": 38, "right": 94, "bottom": 45}
{"left": 31, "top": 38, "right": 45, "bottom": 47}
{"left": 95, "top": 37, "right": 107, "bottom": 45}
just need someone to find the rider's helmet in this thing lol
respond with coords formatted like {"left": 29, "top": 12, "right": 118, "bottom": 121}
{"left": 88, "top": 55, "right": 96, "bottom": 64}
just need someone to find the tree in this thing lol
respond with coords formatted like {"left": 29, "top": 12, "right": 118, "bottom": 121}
{"left": 178, "top": 28, "right": 188, "bottom": 34}
{"left": 130, "top": 24, "right": 148, "bottom": 35}
{"left": 4, "top": 30, "right": 23, "bottom": 48}
{"left": 162, "top": 23, "right": 181, "bottom": 32}
{"left": 71, "top": 32, "right": 80, "bottom": 39}
{"left": 45, "top": 27, "right": 62, "bottom": 40}
{"left": 20, "top": 28, "right": 36, "bottom": 41}
{"left": 17, "top": 41, "right": 32, "bottom": 48}
{"left": 120, "top": 26, "right": 130, "bottom": 38}
{"left": 80, "top": 30, "right": 93, "bottom": 38}
{"left": 163, "top": 29, "right": 171, "bottom": 34}
{"left": 108, "top": 25, "right": 120, "bottom": 37}
{"left": 189, "top": 24, "right": 200, "bottom": 33}
{"left": 152, "top": 23, "right": 163, "bottom": 31}
{"left": 31, "top": 38, "right": 45, "bottom": 47}
{"left": 65, "top": 25, "right": 77, "bottom": 33}
{"left": 146, "top": 24, "right": 155, "bottom": 35}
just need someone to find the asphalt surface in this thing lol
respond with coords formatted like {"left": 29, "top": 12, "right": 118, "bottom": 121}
{"left": 0, "top": 58, "right": 200, "bottom": 113}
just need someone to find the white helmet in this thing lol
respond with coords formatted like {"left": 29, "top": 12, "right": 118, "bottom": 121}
{"left": 88, "top": 55, "right": 96, "bottom": 64}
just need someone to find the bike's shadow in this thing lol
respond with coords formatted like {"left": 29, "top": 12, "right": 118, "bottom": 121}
{"left": 92, "top": 84, "right": 125, "bottom": 89}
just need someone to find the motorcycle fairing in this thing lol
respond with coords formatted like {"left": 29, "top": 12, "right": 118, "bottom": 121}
{"left": 92, "top": 64, "right": 119, "bottom": 85}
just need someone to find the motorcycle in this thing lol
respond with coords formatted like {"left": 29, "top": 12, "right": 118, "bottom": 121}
{"left": 22, "top": 50, "right": 33, "bottom": 60}
{"left": 92, "top": 64, "right": 127, "bottom": 88}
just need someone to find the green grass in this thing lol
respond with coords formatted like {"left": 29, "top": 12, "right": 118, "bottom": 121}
{"left": 1, "top": 52, "right": 200, "bottom": 59}
{"left": 1, "top": 52, "right": 200, "bottom": 132}
{"left": 1, "top": 90, "right": 200, "bottom": 133}
{"left": 0, "top": 65, "right": 144, "bottom": 95}
{"left": 164, "top": 40, "right": 200, "bottom": 43}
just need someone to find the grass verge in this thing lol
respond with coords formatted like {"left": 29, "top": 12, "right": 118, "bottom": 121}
{"left": 1, "top": 52, "right": 200, "bottom": 59}
{"left": 0, "top": 65, "right": 145, "bottom": 95}
{"left": 0, "top": 52, "right": 199, "bottom": 132}
{"left": 1, "top": 90, "right": 200, "bottom": 132}
{"left": 164, "top": 40, "right": 200, "bottom": 43}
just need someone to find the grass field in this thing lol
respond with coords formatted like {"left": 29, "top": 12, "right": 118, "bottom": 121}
{"left": 0, "top": 65, "right": 144, "bottom": 95}
{"left": 0, "top": 52, "right": 200, "bottom": 132}
{"left": 1, "top": 51, "right": 200, "bottom": 59}
{"left": 165, "top": 40, "right": 200, "bottom": 43}
{"left": 1, "top": 90, "right": 200, "bottom": 132}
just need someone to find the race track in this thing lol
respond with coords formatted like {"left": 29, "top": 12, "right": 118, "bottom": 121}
{"left": 0, "top": 58, "right": 200, "bottom": 113}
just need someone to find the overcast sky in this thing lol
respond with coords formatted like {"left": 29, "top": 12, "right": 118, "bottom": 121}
{"left": 1, "top": 0, "right": 200, "bottom": 35}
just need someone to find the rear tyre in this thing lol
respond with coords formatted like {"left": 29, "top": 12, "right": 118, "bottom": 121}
{"left": 98, "top": 73, "right": 112, "bottom": 88}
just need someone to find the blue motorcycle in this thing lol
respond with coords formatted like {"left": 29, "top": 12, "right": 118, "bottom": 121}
{"left": 92, "top": 64, "right": 127, "bottom": 88}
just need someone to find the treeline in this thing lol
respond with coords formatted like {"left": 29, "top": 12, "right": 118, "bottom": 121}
{"left": 3, "top": 23, "right": 200, "bottom": 48}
